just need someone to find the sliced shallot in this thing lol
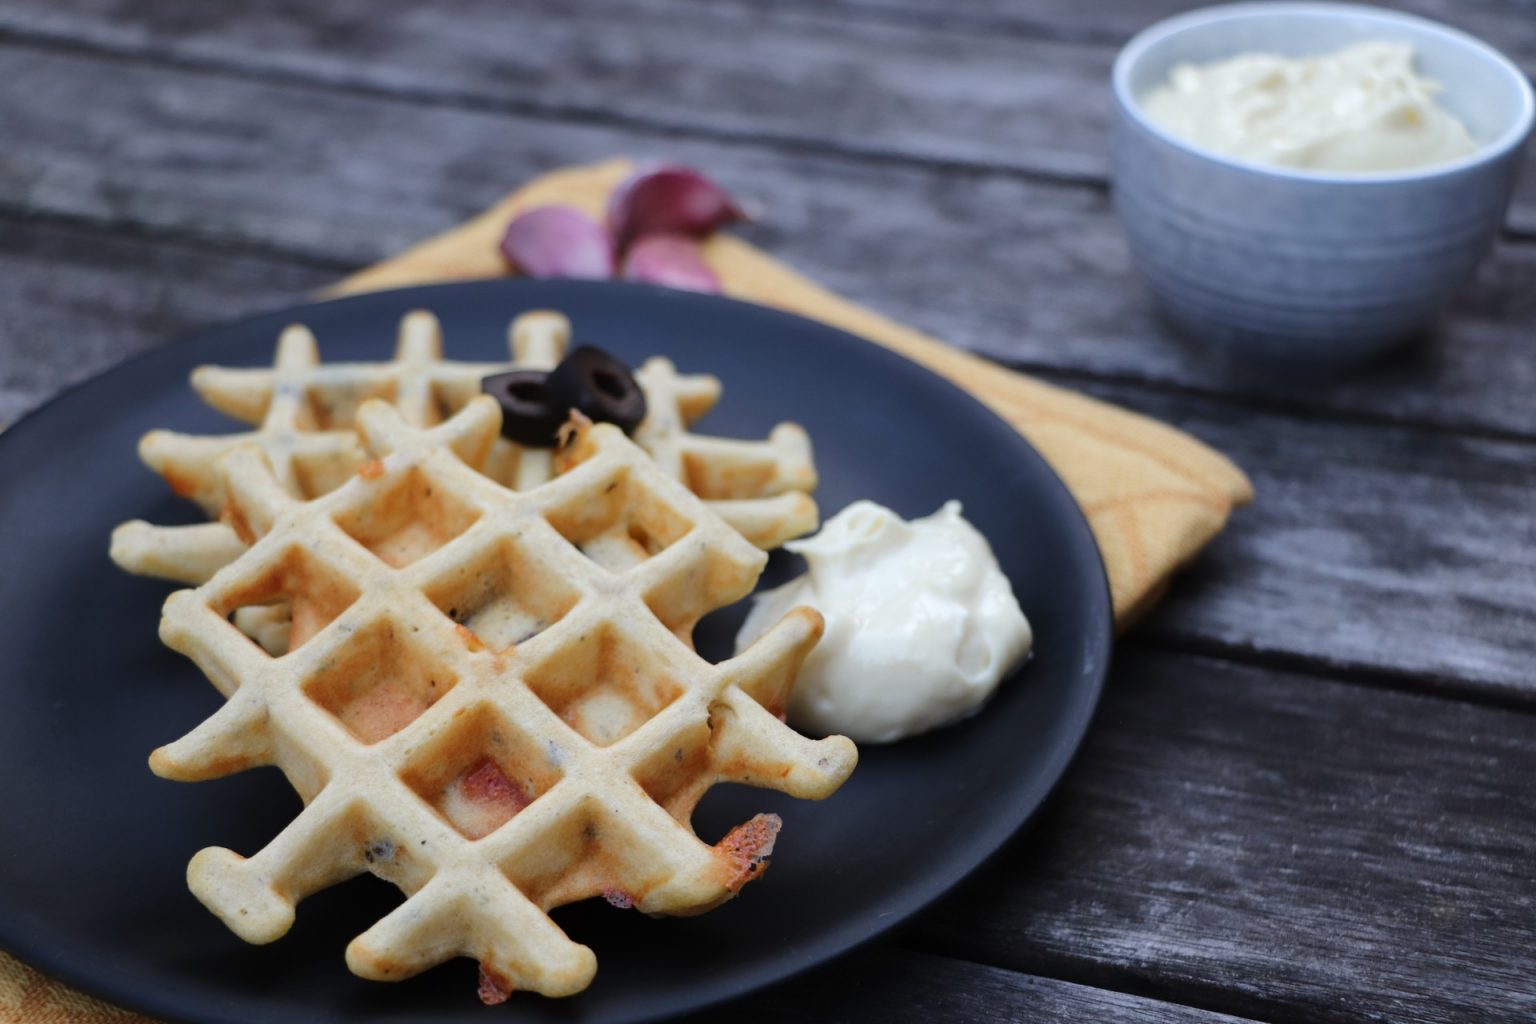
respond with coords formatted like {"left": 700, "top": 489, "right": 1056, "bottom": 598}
{"left": 621, "top": 234, "right": 721, "bottom": 293}
{"left": 499, "top": 205, "right": 614, "bottom": 279}
{"left": 607, "top": 164, "right": 747, "bottom": 249}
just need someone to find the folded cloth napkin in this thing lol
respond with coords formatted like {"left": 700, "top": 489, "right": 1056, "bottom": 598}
{"left": 0, "top": 158, "right": 1252, "bottom": 1019}
{"left": 0, "top": 958, "right": 140, "bottom": 1022}
{"left": 334, "top": 158, "right": 1253, "bottom": 626}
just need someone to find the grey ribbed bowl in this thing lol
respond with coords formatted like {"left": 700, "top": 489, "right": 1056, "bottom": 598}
{"left": 1111, "top": 3, "right": 1535, "bottom": 366}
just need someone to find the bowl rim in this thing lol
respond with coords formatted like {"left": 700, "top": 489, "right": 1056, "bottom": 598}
{"left": 1111, "top": 1, "right": 1536, "bottom": 185}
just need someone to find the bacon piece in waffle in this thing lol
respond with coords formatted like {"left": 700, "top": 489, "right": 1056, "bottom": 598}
{"left": 150, "top": 396, "right": 856, "bottom": 999}
{"left": 111, "top": 311, "right": 818, "bottom": 595}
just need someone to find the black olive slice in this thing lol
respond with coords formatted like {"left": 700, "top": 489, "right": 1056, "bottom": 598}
{"left": 547, "top": 345, "right": 648, "bottom": 435}
{"left": 480, "top": 369, "right": 566, "bottom": 447}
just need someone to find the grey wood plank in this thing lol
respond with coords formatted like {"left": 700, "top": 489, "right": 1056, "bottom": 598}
{"left": 911, "top": 647, "right": 1536, "bottom": 1024}
{"left": 3, "top": 45, "right": 1536, "bottom": 444}
{"left": 678, "top": 947, "right": 1261, "bottom": 1023}
{"left": 1082, "top": 379, "right": 1536, "bottom": 702}
{"left": 0, "top": 0, "right": 1110, "bottom": 181}
{"left": 816, "top": 0, "right": 1536, "bottom": 56}
{"left": 1, "top": 0, "right": 1532, "bottom": 236}
{"left": 0, "top": 220, "right": 329, "bottom": 425}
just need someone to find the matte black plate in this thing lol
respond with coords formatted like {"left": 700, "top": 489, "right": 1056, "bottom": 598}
{"left": 0, "top": 280, "right": 1110, "bottom": 1023}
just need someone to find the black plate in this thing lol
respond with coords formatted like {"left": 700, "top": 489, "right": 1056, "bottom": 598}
{"left": 0, "top": 280, "right": 1110, "bottom": 1023}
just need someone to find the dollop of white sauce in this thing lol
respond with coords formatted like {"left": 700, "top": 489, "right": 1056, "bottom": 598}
{"left": 1140, "top": 41, "right": 1477, "bottom": 173}
{"left": 734, "top": 500, "right": 1032, "bottom": 744}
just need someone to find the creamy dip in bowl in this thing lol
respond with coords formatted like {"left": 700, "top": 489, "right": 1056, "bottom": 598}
{"left": 1110, "top": 3, "right": 1534, "bottom": 367}
{"left": 1141, "top": 41, "right": 1477, "bottom": 173}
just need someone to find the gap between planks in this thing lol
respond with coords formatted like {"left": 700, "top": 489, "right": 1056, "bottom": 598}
{"left": 0, "top": 20, "right": 1528, "bottom": 245}
{"left": 675, "top": 0, "right": 1536, "bottom": 58}
{"left": 775, "top": 945, "right": 1276, "bottom": 1024}
{"left": 0, "top": 203, "right": 359, "bottom": 273}
{"left": 0, "top": 24, "right": 1107, "bottom": 195}
{"left": 892, "top": 936, "right": 1285, "bottom": 1024}
{"left": 1122, "top": 632, "right": 1536, "bottom": 720}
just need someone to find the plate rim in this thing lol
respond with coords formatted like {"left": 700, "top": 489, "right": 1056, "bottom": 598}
{"left": 0, "top": 278, "right": 1113, "bottom": 1024}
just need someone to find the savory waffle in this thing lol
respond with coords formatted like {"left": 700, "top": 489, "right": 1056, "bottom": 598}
{"left": 151, "top": 396, "right": 856, "bottom": 999}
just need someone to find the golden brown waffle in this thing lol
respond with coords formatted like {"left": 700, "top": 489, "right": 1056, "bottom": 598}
{"left": 112, "top": 310, "right": 818, "bottom": 593}
{"left": 152, "top": 396, "right": 856, "bottom": 999}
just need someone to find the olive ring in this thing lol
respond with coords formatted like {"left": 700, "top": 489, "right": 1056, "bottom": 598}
{"left": 481, "top": 345, "right": 648, "bottom": 448}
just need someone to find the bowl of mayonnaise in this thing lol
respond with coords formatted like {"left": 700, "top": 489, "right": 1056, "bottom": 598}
{"left": 1111, "top": 2, "right": 1534, "bottom": 367}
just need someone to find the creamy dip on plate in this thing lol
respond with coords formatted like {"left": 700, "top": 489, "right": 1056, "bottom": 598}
{"left": 735, "top": 500, "right": 1032, "bottom": 744}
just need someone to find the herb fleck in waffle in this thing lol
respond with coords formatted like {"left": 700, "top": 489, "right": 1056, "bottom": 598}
{"left": 151, "top": 396, "right": 855, "bottom": 1000}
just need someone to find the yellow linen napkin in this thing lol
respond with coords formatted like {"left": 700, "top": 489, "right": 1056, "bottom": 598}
{"left": 333, "top": 159, "right": 1252, "bottom": 625}
{"left": 0, "top": 956, "right": 146, "bottom": 1022}
{"left": 0, "top": 159, "right": 1251, "bottom": 1018}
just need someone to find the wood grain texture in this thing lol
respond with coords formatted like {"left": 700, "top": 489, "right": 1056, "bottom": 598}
{"left": 1088, "top": 381, "right": 1536, "bottom": 701}
{"left": 911, "top": 648, "right": 1536, "bottom": 1024}
{"left": 0, "top": 220, "right": 328, "bottom": 425}
{"left": 815, "top": 0, "right": 1536, "bottom": 56}
{"left": 676, "top": 948, "right": 1261, "bottom": 1023}
{"left": 1, "top": 0, "right": 1532, "bottom": 236}
{"left": 0, "top": 0, "right": 1127, "bottom": 186}
{"left": 2, "top": 45, "right": 1535, "bottom": 442}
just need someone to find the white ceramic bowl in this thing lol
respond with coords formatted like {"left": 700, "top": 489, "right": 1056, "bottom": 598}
{"left": 1111, "top": 3, "right": 1535, "bottom": 366}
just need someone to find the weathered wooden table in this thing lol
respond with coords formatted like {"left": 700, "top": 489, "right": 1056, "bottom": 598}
{"left": 3, "top": 1, "right": 1534, "bottom": 1021}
